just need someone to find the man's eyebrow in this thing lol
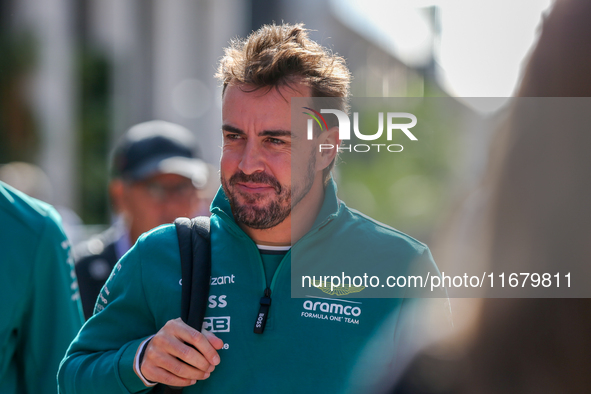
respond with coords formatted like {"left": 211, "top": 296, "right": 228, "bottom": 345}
{"left": 222, "top": 125, "right": 244, "bottom": 134}
{"left": 222, "top": 125, "right": 293, "bottom": 138}
{"left": 259, "top": 130, "right": 292, "bottom": 138}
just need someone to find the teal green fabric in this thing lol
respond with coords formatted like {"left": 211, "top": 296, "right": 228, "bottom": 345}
{"left": 0, "top": 181, "right": 84, "bottom": 394}
{"left": 59, "top": 179, "right": 443, "bottom": 394}
{"left": 259, "top": 251, "right": 285, "bottom": 288}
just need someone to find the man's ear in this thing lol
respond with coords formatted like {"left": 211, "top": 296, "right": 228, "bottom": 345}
{"left": 316, "top": 126, "right": 341, "bottom": 171}
{"left": 109, "top": 179, "right": 126, "bottom": 214}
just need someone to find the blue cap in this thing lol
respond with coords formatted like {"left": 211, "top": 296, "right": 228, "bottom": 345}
{"left": 111, "top": 120, "right": 207, "bottom": 188}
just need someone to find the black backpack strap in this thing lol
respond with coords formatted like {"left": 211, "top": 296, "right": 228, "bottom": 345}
{"left": 159, "top": 217, "right": 211, "bottom": 394}
{"left": 185, "top": 216, "right": 211, "bottom": 329}
{"left": 174, "top": 216, "right": 211, "bottom": 326}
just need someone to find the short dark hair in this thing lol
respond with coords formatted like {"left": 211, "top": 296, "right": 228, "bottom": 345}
{"left": 216, "top": 23, "right": 352, "bottom": 182}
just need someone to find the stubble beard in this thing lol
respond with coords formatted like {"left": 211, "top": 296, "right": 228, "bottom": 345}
{"left": 222, "top": 155, "right": 316, "bottom": 230}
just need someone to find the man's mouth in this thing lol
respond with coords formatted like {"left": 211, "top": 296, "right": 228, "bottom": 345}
{"left": 236, "top": 182, "right": 276, "bottom": 193}
{"left": 227, "top": 170, "right": 282, "bottom": 195}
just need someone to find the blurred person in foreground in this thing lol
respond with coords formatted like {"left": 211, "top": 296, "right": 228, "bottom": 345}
{"left": 74, "top": 120, "right": 209, "bottom": 319}
{"left": 59, "top": 23, "right": 446, "bottom": 394}
{"left": 0, "top": 180, "right": 83, "bottom": 394}
{"left": 390, "top": 0, "right": 591, "bottom": 393}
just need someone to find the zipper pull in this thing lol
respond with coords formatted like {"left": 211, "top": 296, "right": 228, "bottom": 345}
{"left": 254, "top": 287, "right": 272, "bottom": 334}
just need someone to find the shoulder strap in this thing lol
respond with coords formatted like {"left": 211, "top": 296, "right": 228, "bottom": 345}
{"left": 161, "top": 217, "right": 211, "bottom": 394}
{"left": 187, "top": 216, "right": 211, "bottom": 329}
{"left": 174, "top": 216, "right": 211, "bottom": 328}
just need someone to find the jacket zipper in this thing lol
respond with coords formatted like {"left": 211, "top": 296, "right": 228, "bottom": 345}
{"left": 253, "top": 287, "right": 271, "bottom": 333}
{"left": 215, "top": 208, "right": 336, "bottom": 334}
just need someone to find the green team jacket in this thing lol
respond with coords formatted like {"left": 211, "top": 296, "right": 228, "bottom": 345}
{"left": 59, "top": 180, "right": 444, "bottom": 394}
{"left": 0, "top": 181, "right": 83, "bottom": 394}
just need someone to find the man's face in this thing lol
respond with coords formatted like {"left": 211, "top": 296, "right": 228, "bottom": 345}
{"left": 114, "top": 173, "right": 201, "bottom": 242}
{"left": 220, "top": 83, "right": 317, "bottom": 229}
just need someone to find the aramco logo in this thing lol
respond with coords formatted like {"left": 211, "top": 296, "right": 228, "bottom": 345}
{"left": 303, "top": 107, "right": 417, "bottom": 153}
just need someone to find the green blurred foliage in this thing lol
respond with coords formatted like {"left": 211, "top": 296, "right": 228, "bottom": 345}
{"left": 336, "top": 81, "right": 465, "bottom": 241}
{"left": 77, "top": 48, "right": 111, "bottom": 224}
{"left": 0, "top": 25, "right": 112, "bottom": 225}
{"left": 0, "top": 31, "right": 39, "bottom": 163}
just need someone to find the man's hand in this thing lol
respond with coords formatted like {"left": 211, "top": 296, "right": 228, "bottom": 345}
{"left": 140, "top": 318, "right": 223, "bottom": 387}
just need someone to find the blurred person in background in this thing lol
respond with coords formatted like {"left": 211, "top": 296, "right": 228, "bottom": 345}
{"left": 0, "top": 179, "right": 83, "bottom": 394}
{"left": 389, "top": 0, "right": 591, "bottom": 392}
{"left": 74, "top": 120, "right": 209, "bottom": 319}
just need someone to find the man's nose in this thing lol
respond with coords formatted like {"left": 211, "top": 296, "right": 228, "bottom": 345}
{"left": 238, "top": 139, "right": 265, "bottom": 175}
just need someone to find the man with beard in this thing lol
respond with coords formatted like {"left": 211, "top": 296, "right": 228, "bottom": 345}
{"left": 59, "top": 23, "right": 443, "bottom": 394}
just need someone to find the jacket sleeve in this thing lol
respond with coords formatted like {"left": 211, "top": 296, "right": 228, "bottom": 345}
{"left": 58, "top": 233, "right": 159, "bottom": 394}
{"left": 19, "top": 208, "right": 84, "bottom": 394}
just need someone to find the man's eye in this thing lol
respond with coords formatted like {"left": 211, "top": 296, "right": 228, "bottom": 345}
{"left": 225, "top": 134, "right": 242, "bottom": 140}
{"left": 267, "top": 138, "right": 284, "bottom": 145}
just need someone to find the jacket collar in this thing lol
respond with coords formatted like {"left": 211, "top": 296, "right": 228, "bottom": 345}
{"left": 210, "top": 184, "right": 234, "bottom": 222}
{"left": 310, "top": 178, "right": 341, "bottom": 230}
